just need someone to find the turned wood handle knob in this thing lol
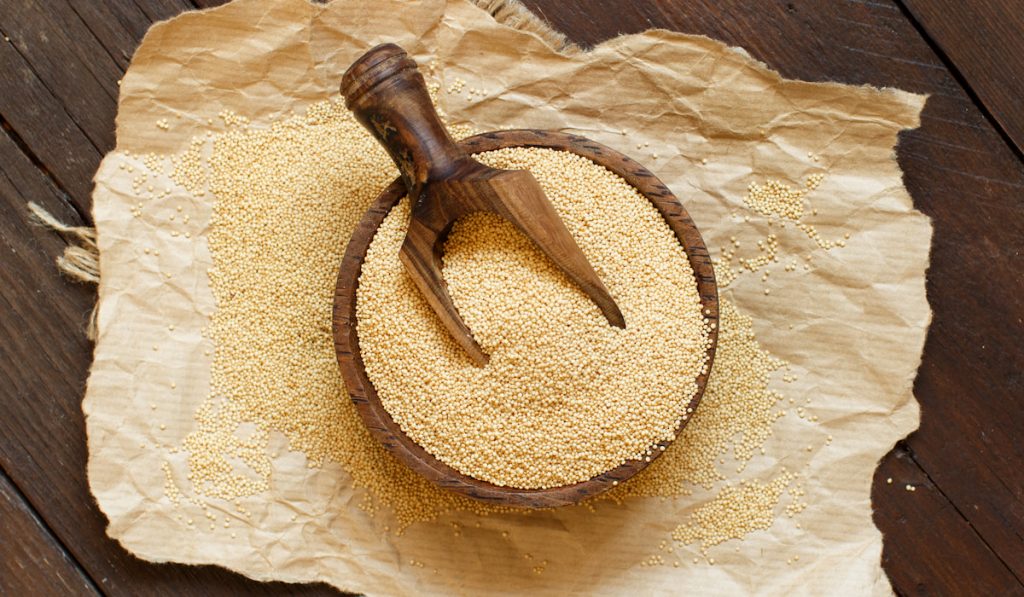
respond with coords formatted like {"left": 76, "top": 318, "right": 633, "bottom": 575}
{"left": 341, "top": 43, "right": 467, "bottom": 198}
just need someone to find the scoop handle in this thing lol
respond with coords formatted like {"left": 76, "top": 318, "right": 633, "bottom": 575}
{"left": 341, "top": 43, "right": 466, "bottom": 197}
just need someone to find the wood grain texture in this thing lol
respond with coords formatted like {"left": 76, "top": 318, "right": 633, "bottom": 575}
{"left": 873, "top": 444, "right": 1024, "bottom": 596}
{"left": 0, "top": 0, "right": 193, "bottom": 219}
{"left": 901, "top": 0, "right": 1024, "bottom": 158}
{"left": 65, "top": 0, "right": 165, "bottom": 71}
{"left": 0, "top": 0, "right": 1020, "bottom": 593}
{"left": 333, "top": 129, "right": 719, "bottom": 507}
{"left": 189, "top": 0, "right": 231, "bottom": 9}
{"left": 518, "top": 0, "right": 1024, "bottom": 588}
{"left": 0, "top": 471, "right": 98, "bottom": 597}
{"left": 0, "top": 0, "right": 121, "bottom": 153}
{"left": 127, "top": 0, "right": 196, "bottom": 23}
{"left": 0, "top": 30, "right": 103, "bottom": 213}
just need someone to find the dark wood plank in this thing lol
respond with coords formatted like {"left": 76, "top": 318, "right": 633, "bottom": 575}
{"left": 64, "top": 0, "right": 161, "bottom": 71}
{"left": 129, "top": 0, "right": 196, "bottom": 24}
{"left": 0, "top": 469, "right": 99, "bottom": 596}
{"left": 873, "top": 444, "right": 1024, "bottom": 596}
{"left": 900, "top": 0, "right": 1024, "bottom": 158}
{"left": 0, "top": 0, "right": 204, "bottom": 222}
{"left": 0, "top": 0, "right": 121, "bottom": 151}
{"left": 0, "top": 37, "right": 102, "bottom": 214}
{"left": 0, "top": 0, "right": 1020, "bottom": 594}
{"left": 0, "top": 122, "right": 340, "bottom": 596}
{"left": 521, "top": 0, "right": 1024, "bottom": 589}
{"left": 0, "top": 471, "right": 96, "bottom": 597}
{"left": 190, "top": 0, "right": 232, "bottom": 9}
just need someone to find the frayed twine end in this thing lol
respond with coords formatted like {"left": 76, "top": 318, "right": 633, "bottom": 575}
{"left": 26, "top": 201, "right": 99, "bottom": 340}
{"left": 470, "top": 0, "right": 580, "bottom": 55}
{"left": 27, "top": 201, "right": 100, "bottom": 284}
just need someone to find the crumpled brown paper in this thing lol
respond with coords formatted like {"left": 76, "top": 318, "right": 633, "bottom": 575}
{"left": 84, "top": 0, "right": 931, "bottom": 594}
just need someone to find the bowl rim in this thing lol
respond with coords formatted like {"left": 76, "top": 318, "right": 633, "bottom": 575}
{"left": 332, "top": 129, "right": 719, "bottom": 508}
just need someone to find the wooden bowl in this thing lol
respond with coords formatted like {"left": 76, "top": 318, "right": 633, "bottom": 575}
{"left": 332, "top": 129, "right": 718, "bottom": 508}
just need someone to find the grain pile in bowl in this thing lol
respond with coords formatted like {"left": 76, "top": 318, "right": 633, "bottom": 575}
{"left": 357, "top": 147, "right": 713, "bottom": 489}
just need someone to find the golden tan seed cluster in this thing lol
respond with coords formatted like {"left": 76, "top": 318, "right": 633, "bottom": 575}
{"left": 357, "top": 147, "right": 712, "bottom": 489}
{"left": 171, "top": 137, "right": 208, "bottom": 195}
{"left": 446, "top": 77, "right": 467, "bottom": 94}
{"left": 744, "top": 180, "right": 806, "bottom": 220}
{"left": 718, "top": 233, "right": 779, "bottom": 279}
{"left": 218, "top": 108, "right": 250, "bottom": 127}
{"left": 142, "top": 152, "right": 166, "bottom": 174}
{"left": 672, "top": 471, "right": 796, "bottom": 555}
{"left": 744, "top": 176, "right": 843, "bottom": 250}
{"left": 716, "top": 175, "right": 845, "bottom": 288}
{"left": 180, "top": 99, "right": 393, "bottom": 498}
{"left": 785, "top": 481, "right": 808, "bottom": 517}
{"left": 173, "top": 99, "right": 513, "bottom": 526}
{"left": 162, "top": 461, "right": 182, "bottom": 506}
{"left": 608, "top": 297, "right": 785, "bottom": 497}
{"left": 714, "top": 233, "right": 779, "bottom": 288}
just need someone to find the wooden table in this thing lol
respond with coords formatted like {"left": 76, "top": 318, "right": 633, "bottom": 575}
{"left": 1, "top": 1, "right": 1021, "bottom": 594}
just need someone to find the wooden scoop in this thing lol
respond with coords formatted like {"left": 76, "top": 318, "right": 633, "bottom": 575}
{"left": 341, "top": 44, "right": 624, "bottom": 366}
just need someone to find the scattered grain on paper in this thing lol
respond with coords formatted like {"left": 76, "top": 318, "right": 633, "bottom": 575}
{"left": 156, "top": 98, "right": 820, "bottom": 541}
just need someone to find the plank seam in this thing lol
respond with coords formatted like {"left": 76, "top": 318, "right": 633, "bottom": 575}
{"left": 0, "top": 22, "right": 108, "bottom": 159}
{"left": 129, "top": 0, "right": 169, "bottom": 25}
{"left": 0, "top": 463, "right": 104, "bottom": 595}
{"left": 893, "top": 0, "right": 1024, "bottom": 165}
{"left": 61, "top": 0, "right": 131, "bottom": 75}
{"left": 130, "top": 0, "right": 199, "bottom": 21}
{"left": 900, "top": 442, "right": 1024, "bottom": 585}
{"left": 0, "top": 117, "right": 93, "bottom": 227}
